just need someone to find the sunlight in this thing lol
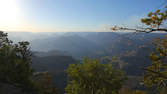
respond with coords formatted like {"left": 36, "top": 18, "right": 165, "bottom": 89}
{"left": 0, "top": 0, "right": 21, "bottom": 25}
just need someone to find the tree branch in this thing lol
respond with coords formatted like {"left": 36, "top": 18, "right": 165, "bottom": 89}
{"left": 113, "top": 27, "right": 167, "bottom": 33}
{"left": 143, "top": 68, "right": 167, "bottom": 79}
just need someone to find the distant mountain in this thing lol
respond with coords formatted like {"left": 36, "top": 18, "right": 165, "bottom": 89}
{"left": 30, "top": 34, "right": 104, "bottom": 58}
{"left": 33, "top": 50, "right": 70, "bottom": 57}
{"left": 30, "top": 32, "right": 165, "bottom": 57}
{"left": 30, "top": 32, "right": 166, "bottom": 76}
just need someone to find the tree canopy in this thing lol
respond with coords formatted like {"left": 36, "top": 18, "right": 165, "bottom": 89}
{"left": 0, "top": 31, "right": 58, "bottom": 94}
{"left": 65, "top": 58, "right": 126, "bottom": 94}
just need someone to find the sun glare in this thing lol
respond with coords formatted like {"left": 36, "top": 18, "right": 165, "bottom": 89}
{"left": 0, "top": 0, "right": 21, "bottom": 25}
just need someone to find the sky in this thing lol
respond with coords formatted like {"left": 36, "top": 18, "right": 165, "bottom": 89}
{"left": 0, "top": 0, "right": 166, "bottom": 32}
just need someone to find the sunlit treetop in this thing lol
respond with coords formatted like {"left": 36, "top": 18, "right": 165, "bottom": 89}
{"left": 112, "top": 5, "right": 167, "bottom": 33}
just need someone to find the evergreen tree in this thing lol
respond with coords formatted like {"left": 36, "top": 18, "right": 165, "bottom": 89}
{"left": 0, "top": 31, "right": 58, "bottom": 94}
{"left": 65, "top": 58, "right": 126, "bottom": 94}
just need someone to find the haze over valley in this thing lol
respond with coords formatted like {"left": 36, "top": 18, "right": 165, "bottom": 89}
{"left": 6, "top": 32, "right": 166, "bottom": 93}
{"left": 0, "top": 0, "right": 167, "bottom": 94}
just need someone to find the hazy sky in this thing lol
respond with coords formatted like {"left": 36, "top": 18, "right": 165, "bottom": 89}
{"left": 0, "top": 0, "right": 165, "bottom": 32}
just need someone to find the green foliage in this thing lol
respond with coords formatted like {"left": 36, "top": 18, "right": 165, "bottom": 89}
{"left": 143, "top": 37, "right": 167, "bottom": 93}
{"left": 112, "top": 5, "right": 167, "bottom": 32}
{"left": 141, "top": 6, "right": 167, "bottom": 28}
{"left": 141, "top": 6, "right": 167, "bottom": 94}
{"left": 0, "top": 31, "right": 34, "bottom": 91}
{"left": 0, "top": 31, "right": 58, "bottom": 94}
{"left": 65, "top": 58, "right": 126, "bottom": 94}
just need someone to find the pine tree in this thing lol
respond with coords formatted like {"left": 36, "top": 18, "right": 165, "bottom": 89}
{"left": 65, "top": 58, "right": 126, "bottom": 94}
